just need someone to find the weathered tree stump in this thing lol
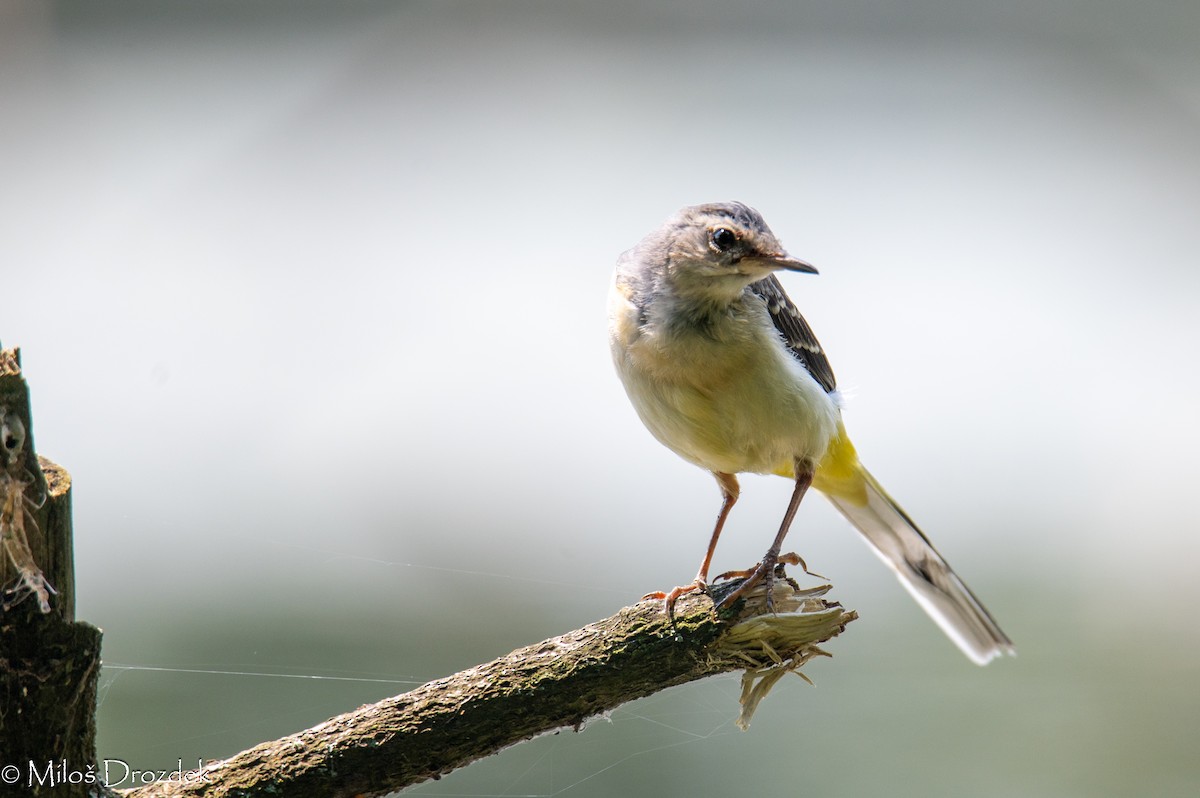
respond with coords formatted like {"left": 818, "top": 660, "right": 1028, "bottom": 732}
{"left": 1, "top": 348, "right": 103, "bottom": 798}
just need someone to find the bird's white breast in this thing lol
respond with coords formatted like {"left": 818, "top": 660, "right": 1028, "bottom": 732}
{"left": 608, "top": 280, "right": 838, "bottom": 476}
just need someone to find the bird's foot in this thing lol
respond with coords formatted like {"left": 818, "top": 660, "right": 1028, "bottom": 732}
{"left": 714, "top": 551, "right": 822, "bottom": 613}
{"left": 643, "top": 579, "right": 708, "bottom": 628}
{"left": 713, "top": 554, "right": 777, "bottom": 612}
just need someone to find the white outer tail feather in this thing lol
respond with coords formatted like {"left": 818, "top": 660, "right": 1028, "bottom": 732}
{"left": 823, "top": 468, "right": 1015, "bottom": 665}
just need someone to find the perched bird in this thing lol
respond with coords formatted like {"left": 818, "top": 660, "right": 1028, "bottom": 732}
{"left": 607, "top": 201, "right": 1014, "bottom": 665}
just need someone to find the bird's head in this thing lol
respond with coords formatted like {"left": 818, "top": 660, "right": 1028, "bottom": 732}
{"left": 653, "top": 201, "right": 816, "bottom": 302}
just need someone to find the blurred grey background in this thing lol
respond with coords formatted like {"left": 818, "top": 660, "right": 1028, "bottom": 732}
{"left": 3, "top": 0, "right": 1199, "bottom": 795}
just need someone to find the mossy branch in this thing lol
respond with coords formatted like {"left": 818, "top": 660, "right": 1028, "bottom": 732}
{"left": 123, "top": 578, "right": 855, "bottom": 798}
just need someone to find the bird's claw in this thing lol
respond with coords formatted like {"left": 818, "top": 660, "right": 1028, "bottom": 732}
{"left": 777, "top": 551, "right": 826, "bottom": 580}
{"left": 713, "top": 551, "right": 819, "bottom": 613}
{"left": 713, "top": 555, "right": 776, "bottom": 612}
{"left": 644, "top": 579, "right": 708, "bottom": 628}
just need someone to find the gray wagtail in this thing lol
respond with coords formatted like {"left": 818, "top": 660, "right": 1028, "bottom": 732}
{"left": 608, "top": 201, "right": 1014, "bottom": 665}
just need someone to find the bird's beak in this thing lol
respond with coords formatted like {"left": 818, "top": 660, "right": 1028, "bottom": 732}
{"left": 752, "top": 253, "right": 818, "bottom": 275}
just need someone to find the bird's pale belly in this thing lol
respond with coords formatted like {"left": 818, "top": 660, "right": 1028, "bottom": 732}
{"left": 617, "top": 333, "right": 839, "bottom": 476}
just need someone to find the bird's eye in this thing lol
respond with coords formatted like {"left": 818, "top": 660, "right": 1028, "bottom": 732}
{"left": 710, "top": 227, "right": 738, "bottom": 253}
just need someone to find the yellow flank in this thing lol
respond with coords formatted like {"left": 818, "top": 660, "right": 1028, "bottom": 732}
{"left": 775, "top": 420, "right": 870, "bottom": 506}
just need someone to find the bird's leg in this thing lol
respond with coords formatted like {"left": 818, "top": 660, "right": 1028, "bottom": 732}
{"left": 693, "top": 472, "right": 740, "bottom": 590}
{"left": 644, "top": 472, "right": 739, "bottom": 625}
{"left": 716, "top": 460, "right": 814, "bottom": 612}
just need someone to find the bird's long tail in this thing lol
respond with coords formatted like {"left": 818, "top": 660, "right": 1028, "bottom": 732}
{"left": 812, "top": 431, "right": 1015, "bottom": 665}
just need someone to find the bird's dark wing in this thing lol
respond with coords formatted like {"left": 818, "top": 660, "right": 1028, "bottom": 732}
{"left": 750, "top": 274, "right": 837, "bottom": 393}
